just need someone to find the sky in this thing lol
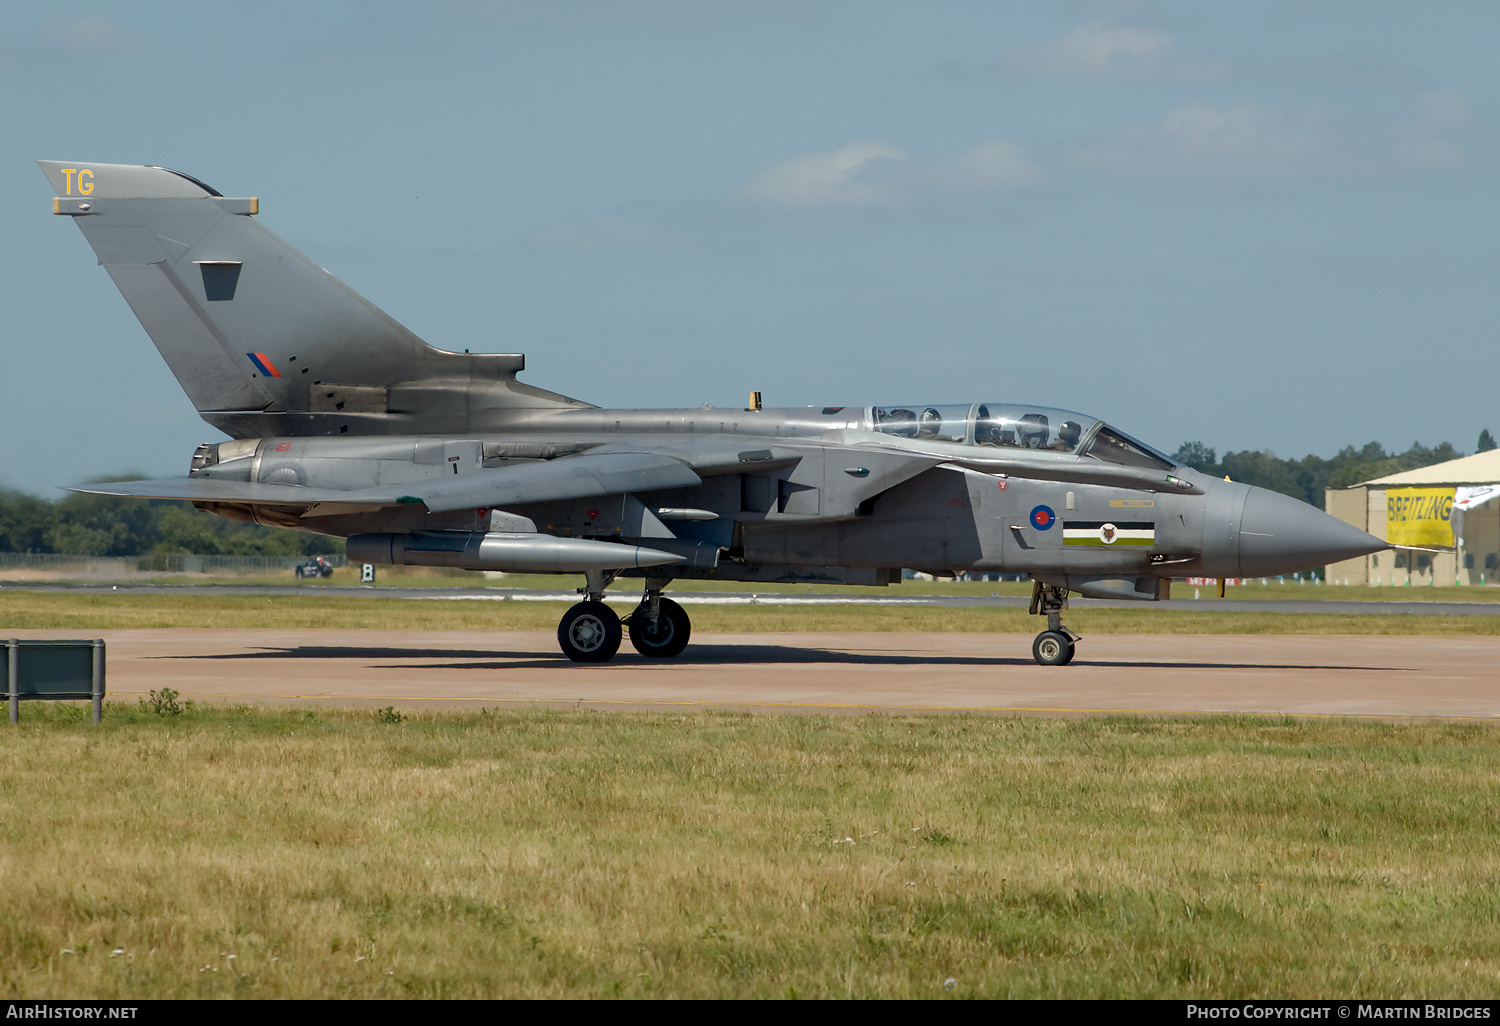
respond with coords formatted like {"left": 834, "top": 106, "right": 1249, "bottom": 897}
{"left": 2, "top": 0, "right": 1497, "bottom": 495}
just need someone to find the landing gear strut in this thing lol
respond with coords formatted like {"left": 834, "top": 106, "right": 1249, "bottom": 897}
{"left": 556, "top": 573, "right": 694, "bottom": 663}
{"left": 557, "top": 569, "right": 622, "bottom": 663}
{"left": 624, "top": 578, "right": 691, "bottom": 658}
{"left": 1028, "top": 581, "right": 1079, "bottom": 666}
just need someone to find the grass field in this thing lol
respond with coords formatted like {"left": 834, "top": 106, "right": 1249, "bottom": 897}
{"left": 1, "top": 706, "right": 1497, "bottom": 999}
{"left": 1, "top": 590, "right": 1497, "bottom": 636}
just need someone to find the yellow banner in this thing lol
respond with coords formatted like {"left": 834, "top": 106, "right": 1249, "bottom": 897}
{"left": 1386, "top": 488, "right": 1455, "bottom": 547}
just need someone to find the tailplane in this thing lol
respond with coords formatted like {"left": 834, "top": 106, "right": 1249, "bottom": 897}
{"left": 40, "top": 161, "right": 584, "bottom": 438}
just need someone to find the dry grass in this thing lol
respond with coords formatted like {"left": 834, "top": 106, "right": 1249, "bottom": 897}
{"left": 1, "top": 591, "right": 1497, "bottom": 636}
{"left": 1, "top": 708, "right": 1497, "bottom": 998}
{"left": 12, "top": 565, "right": 1500, "bottom": 603}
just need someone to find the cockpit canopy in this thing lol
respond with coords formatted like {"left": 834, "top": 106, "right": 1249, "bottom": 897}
{"left": 868, "top": 403, "right": 1175, "bottom": 471}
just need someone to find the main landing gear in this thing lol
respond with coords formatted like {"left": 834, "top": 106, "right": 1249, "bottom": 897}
{"left": 557, "top": 599, "right": 622, "bottom": 663}
{"left": 556, "top": 573, "right": 691, "bottom": 663}
{"left": 626, "top": 591, "right": 691, "bottom": 658}
{"left": 1029, "top": 581, "right": 1080, "bottom": 667}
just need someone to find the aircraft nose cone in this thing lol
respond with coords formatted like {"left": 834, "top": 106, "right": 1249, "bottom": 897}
{"left": 1237, "top": 486, "right": 1388, "bottom": 577}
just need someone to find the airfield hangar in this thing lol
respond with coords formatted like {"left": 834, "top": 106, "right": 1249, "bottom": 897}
{"left": 1325, "top": 449, "right": 1500, "bottom": 587}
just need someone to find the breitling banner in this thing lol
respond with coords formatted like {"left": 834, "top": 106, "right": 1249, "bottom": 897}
{"left": 1386, "top": 488, "right": 1455, "bottom": 547}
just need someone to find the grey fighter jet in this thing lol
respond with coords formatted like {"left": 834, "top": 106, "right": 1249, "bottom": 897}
{"left": 39, "top": 161, "right": 1387, "bottom": 665}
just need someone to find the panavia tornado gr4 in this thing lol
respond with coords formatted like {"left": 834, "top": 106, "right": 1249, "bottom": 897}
{"left": 40, "top": 160, "right": 1388, "bottom": 666}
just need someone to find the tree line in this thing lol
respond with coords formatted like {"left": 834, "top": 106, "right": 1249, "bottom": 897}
{"left": 0, "top": 491, "right": 339, "bottom": 557}
{"left": 1170, "top": 429, "right": 1495, "bottom": 510}
{"left": 3, "top": 429, "right": 1496, "bottom": 555}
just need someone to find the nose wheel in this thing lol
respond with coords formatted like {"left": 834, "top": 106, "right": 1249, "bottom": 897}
{"left": 1032, "top": 630, "right": 1075, "bottom": 666}
{"left": 1028, "top": 581, "right": 1080, "bottom": 667}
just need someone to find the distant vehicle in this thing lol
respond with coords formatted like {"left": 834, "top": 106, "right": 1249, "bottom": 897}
{"left": 43, "top": 160, "right": 1388, "bottom": 665}
{"left": 295, "top": 556, "right": 334, "bottom": 579}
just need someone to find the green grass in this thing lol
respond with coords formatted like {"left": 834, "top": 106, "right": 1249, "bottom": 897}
{"left": 1, "top": 590, "right": 1497, "bottom": 635}
{"left": 1201, "top": 580, "right": 1500, "bottom": 603}
{"left": 2, "top": 706, "right": 1497, "bottom": 998}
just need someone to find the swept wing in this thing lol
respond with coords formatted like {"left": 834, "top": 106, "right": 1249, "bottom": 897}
{"left": 72, "top": 450, "right": 703, "bottom": 514}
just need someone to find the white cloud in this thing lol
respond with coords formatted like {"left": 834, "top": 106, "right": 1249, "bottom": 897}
{"left": 925, "top": 141, "right": 1044, "bottom": 192}
{"left": 1073, "top": 93, "right": 1494, "bottom": 184}
{"left": 738, "top": 142, "right": 908, "bottom": 209}
{"left": 41, "top": 16, "right": 144, "bottom": 53}
{"left": 997, "top": 21, "right": 1224, "bottom": 83}
{"left": 1005, "top": 21, "right": 1170, "bottom": 78}
{"left": 1160, "top": 102, "right": 1318, "bottom": 161}
{"left": 1265, "top": 52, "right": 1434, "bottom": 92}
{"left": 738, "top": 139, "right": 1046, "bottom": 211}
{"left": 1388, "top": 91, "right": 1477, "bottom": 174}
{"left": 998, "top": 20, "right": 1437, "bottom": 94}
{"left": 1075, "top": 101, "right": 1337, "bottom": 181}
{"left": 437, "top": 0, "right": 817, "bottom": 31}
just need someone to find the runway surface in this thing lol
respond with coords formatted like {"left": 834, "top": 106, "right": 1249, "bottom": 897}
{"left": 10, "top": 629, "right": 1497, "bottom": 720}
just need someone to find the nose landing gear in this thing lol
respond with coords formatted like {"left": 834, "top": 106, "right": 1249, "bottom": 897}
{"left": 1029, "top": 581, "right": 1079, "bottom": 666}
{"left": 1032, "top": 629, "right": 1074, "bottom": 666}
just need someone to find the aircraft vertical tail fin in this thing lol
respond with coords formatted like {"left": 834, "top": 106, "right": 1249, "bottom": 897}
{"left": 39, "top": 161, "right": 577, "bottom": 437}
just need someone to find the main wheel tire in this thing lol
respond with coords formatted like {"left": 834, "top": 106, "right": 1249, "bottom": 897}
{"left": 557, "top": 601, "right": 623, "bottom": 663}
{"left": 628, "top": 597, "right": 691, "bottom": 658}
{"left": 1032, "top": 630, "right": 1075, "bottom": 667}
